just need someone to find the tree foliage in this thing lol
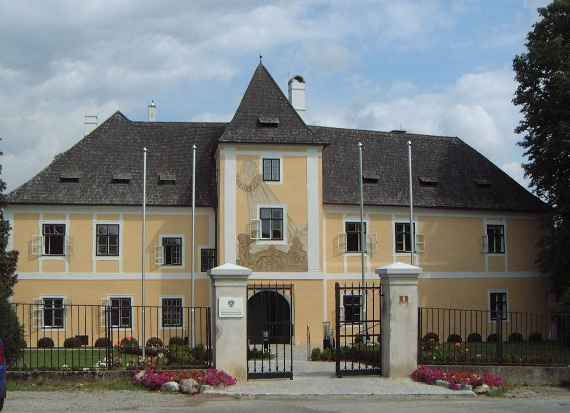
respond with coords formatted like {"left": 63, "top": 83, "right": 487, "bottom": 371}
{"left": 513, "top": 0, "right": 570, "bottom": 302}
{"left": 0, "top": 153, "right": 24, "bottom": 364}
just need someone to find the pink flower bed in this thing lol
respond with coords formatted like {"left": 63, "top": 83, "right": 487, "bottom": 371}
{"left": 411, "top": 366, "right": 504, "bottom": 390}
{"left": 133, "top": 368, "right": 237, "bottom": 391}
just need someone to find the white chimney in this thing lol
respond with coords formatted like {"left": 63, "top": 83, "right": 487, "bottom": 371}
{"left": 148, "top": 100, "right": 157, "bottom": 122}
{"left": 288, "top": 75, "right": 306, "bottom": 119}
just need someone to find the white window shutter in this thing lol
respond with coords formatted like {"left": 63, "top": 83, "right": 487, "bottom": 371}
{"left": 99, "top": 298, "right": 109, "bottom": 329}
{"left": 337, "top": 233, "right": 347, "bottom": 252}
{"left": 249, "top": 219, "right": 261, "bottom": 240}
{"left": 30, "top": 235, "right": 43, "bottom": 256}
{"left": 155, "top": 245, "right": 164, "bottom": 266}
{"left": 481, "top": 235, "right": 488, "bottom": 254}
{"left": 31, "top": 299, "right": 43, "bottom": 331}
{"left": 367, "top": 233, "right": 378, "bottom": 254}
{"left": 415, "top": 233, "right": 425, "bottom": 254}
{"left": 65, "top": 236, "right": 73, "bottom": 256}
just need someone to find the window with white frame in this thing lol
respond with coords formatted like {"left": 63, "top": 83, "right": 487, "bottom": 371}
{"left": 395, "top": 222, "right": 415, "bottom": 253}
{"left": 43, "top": 297, "right": 64, "bottom": 328}
{"left": 42, "top": 223, "right": 66, "bottom": 256}
{"left": 343, "top": 295, "right": 362, "bottom": 322}
{"left": 110, "top": 297, "right": 132, "bottom": 328}
{"left": 259, "top": 207, "right": 284, "bottom": 240}
{"left": 262, "top": 158, "right": 280, "bottom": 182}
{"left": 96, "top": 224, "right": 119, "bottom": 256}
{"left": 486, "top": 224, "right": 505, "bottom": 254}
{"left": 162, "top": 297, "right": 183, "bottom": 328}
{"left": 162, "top": 237, "right": 182, "bottom": 266}
{"left": 345, "top": 221, "right": 367, "bottom": 253}
{"left": 489, "top": 290, "right": 508, "bottom": 321}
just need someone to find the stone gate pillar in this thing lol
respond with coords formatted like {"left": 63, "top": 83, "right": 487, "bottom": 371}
{"left": 209, "top": 263, "right": 252, "bottom": 382}
{"left": 377, "top": 262, "right": 422, "bottom": 378}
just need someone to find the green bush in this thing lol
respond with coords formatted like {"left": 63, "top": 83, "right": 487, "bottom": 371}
{"left": 192, "top": 344, "right": 208, "bottom": 363}
{"left": 447, "top": 334, "right": 462, "bottom": 343}
{"left": 467, "top": 333, "right": 482, "bottom": 343}
{"left": 320, "top": 348, "right": 334, "bottom": 361}
{"left": 145, "top": 337, "right": 164, "bottom": 356}
{"left": 94, "top": 337, "right": 111, "bottom": 348}
{"left": 0, "top": 301, "right": 26, "bottom": 365}
{"left": 529, "top": 332, "right": 543, "bottom": 343}
{"left": 508, "top": 332, "right": 524, "bottom": 343}
{"left": 63, "top": 337, "right": 81, "bottom": 348}
{"left": 119, "top": 337, "right": 140, "bottom": 354}
{"left": 487, "top": 333, "right": 498, "bottom": 343}
{"left": 37, "top": 337, "right": 54, "bottom": 348}
{"left": 421, "top": 332, "right": 439, "bottom": 351}
{"left": 310, "top": 347, "right": 321, "bottom": 361}
{"left": 168, "top": 336, "right": 187, "bottom": 347}
{"left": 166, "top": 344, "right": 194, "bottom": 365}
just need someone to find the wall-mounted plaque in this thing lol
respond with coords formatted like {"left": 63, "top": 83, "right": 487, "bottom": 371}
{"left": 218, "top": 296, "right": 244, "bottom": 318}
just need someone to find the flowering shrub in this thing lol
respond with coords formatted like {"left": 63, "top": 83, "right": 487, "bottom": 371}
{"left": 411, "top": 366, "right": 504, "bottom": 390}
{"left": 119, "top": 336, "right": 140, "bottom": 355}
{"left": 133, "top": 368, "right": 237, "bottom": 391}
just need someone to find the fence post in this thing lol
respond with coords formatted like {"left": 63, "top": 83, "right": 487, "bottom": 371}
{"left": 208, "top": 263, "right": 252, "bottom": 382}
{"left": 377, "top": 262, "right": 422, "bottom": 378}
{"left": 335, "top": 282, "right": 341, "bottom": 377}
{"left": 496, "top": 308, "right": 503, "bottom": 363}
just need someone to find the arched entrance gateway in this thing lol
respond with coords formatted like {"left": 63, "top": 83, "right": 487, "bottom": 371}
{"left": 246, "top": 283, "right": 294, "bottom": 379}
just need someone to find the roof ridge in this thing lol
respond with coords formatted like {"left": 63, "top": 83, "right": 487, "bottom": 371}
{"left": 309, "top": 124, "right": 458, "bottom": 140}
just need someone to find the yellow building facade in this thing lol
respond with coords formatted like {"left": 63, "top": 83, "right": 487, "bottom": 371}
{"left": 6, "top": 63, "right": 549, "bottom": 347}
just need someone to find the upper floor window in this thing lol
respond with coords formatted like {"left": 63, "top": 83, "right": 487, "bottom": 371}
{"left": 489, "top": 290, "right": 508, "bottom": 321}
{"left": 262, "top": 158, "right": 280, "bottom": 182}
{"left": 96, "top": 224, "right": 119, "bottom": 256}
{"left": 43, "top": 297, "right": 64, "bottom": 329}
{"left": 395, "top": 222, "right": 414, "bottom": 253}
{"left": 162, "top": 237, "right": 182, "bottom": 266}
{"left": 161, "top": 297, "right": 183, "bottom": 328}
{"left": 260, "top": 207, "right": 283, "bottom": 240}
{"left": 200, "top": 248, "right": 216, "bottom": 272}
{"left": 110, "top": 297, "right": 132, "bottom": 328}
{"left": 42, "top": 224, "right": 66, "bottom": 256}
{"left": 345, "top": 221, "right": 367, "bottom": 253}
{"left": 487, "top": 224, "right": 505, "bottom": 254}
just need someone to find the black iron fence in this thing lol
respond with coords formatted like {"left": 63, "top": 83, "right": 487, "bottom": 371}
{"left": 419, "top": 307, "right": 570, "bottom": 366}
{"left": 10, "top": 303, "right": 212, "bottom": 371}
{"left": 335, "top": 282, "right": 382, "bottom": 377}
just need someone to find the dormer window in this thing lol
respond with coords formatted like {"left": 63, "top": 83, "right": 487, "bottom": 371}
{"left": 112, "top": 173, "right": 132, "bottom": 184}
{"left": 262, "top": 158, "right": 281, "bottom": 182}
{"left": 474, "top": 178, "right": 491, "bottom": 187}
{"left": 158, "top": 173, "right": 176, "bottom": 185}
{"left": 419, "top": 176, "right": 438, "bottom": 186}
{"left": 257, "top": 116, "right": 279, "bottom": 127}
{"left": 59, "top": 172, "right": 81, "bottom": 183}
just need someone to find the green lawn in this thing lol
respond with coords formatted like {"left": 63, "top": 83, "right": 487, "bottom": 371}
{"left": 12, "top": 348, "right": 140, "bottom": 370}
{"left": 420, "top": 342, "right": 570, "bottom": 365}
{"left": 7, "top": 378, "right": 142, "bottom": 392}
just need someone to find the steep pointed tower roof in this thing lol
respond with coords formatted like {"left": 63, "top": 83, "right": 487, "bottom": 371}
{"left": 219, "top": 63, "right": 326, "bottom": 145}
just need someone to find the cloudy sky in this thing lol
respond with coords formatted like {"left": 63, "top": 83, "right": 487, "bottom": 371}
{"left": 0, "top": 0, "right": 550, "bottom": 192}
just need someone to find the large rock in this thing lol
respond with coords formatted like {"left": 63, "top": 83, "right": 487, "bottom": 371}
{"left": 474, "top": 384, "right": 490, "bottom": 394}
{"left": 180, "top": 378, "right": 200, "bottom": 395}
{"left": 161, "top": 381, "right": 180, "bottom": 392}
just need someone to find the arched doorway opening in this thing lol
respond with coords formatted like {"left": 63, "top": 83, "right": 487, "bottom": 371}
{"left": 247, "top": 289, "right": 292, "bottom": 345}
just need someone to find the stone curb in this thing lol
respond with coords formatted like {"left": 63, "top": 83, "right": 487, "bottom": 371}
{"left": 202, "top": 390, "right": 477, "bottom": 400}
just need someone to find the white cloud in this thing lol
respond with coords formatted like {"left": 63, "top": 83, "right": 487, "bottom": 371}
{"left": 310, "top": 68, "right": 529, "bottom": 187}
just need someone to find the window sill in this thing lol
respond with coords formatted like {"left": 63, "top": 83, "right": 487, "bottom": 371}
{"left": 95, "top": 256, "right": 120, "bottom": 261}
{"left": 256, "top": 239, "right": 287, "bottom": 246}
{"left": 486, "top": 253, "right": 506, "bottom": 257}
{"left": 344, "top": 252, "right": 368, "bottom": 256}
{"left": 40, "top": 255, "right": 66, "bottom": 260}
{"left": 160, "top": 326, "right": 184, "bottom": 330}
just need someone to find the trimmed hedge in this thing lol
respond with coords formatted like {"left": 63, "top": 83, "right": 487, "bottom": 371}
{"left": 37, "top": 337, "right": 54, "bottom": 348}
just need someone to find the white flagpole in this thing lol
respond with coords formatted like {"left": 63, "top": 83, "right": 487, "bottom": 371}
{"left": 141, "top": 147, "right": 147, "bottom": 359}
{"left": 408, "top": 141, "right": 414, "bottom": 265}
{"left": 191, "top": 144, "right": 197, "bottom": 348}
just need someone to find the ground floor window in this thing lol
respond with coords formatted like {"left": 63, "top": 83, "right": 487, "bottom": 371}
{"left": 489, "top": 290, "right": 508, "bottom": 321}
{"left": 200, "top": 248, "right": 216, "bottom": 272}
{"left": 343, "top": 295, "right": 362, "bottom": 323}
{"left": 110, "top": 297, "right": 132, "bottom": 328}
{"left": 43, "top": 297, "right": 64, "bottom": 328}
{"left": 162, "top": 297, "right": 183, "bottom": 328}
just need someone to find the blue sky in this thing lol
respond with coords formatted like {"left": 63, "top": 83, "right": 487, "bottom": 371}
{"left": 0, "top": 0, "right": 550, "bottom": 192}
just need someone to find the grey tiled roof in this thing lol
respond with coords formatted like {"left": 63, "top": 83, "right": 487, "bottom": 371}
{"left": 311, "top": 126, "right": 547, "bottom": 212}
{"left": 8, "top": 64, "right": 547, "bottom": 213}
{"left": 7, "top": 112, "right": 224, "bottom": 207}
{"left": 219, "top": 64, "right": 325, "bottom": 145}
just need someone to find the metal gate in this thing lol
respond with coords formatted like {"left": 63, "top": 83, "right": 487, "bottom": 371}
{"left": 335, "top": 282, "right": 382, "bottom": 377}
{"left": 247, "top": 283, "right": 294, "bottom": 379}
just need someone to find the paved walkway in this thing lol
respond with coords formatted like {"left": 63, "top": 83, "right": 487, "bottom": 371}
{"left": 213, "top": 346, "right": 474, "bottom": 399}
